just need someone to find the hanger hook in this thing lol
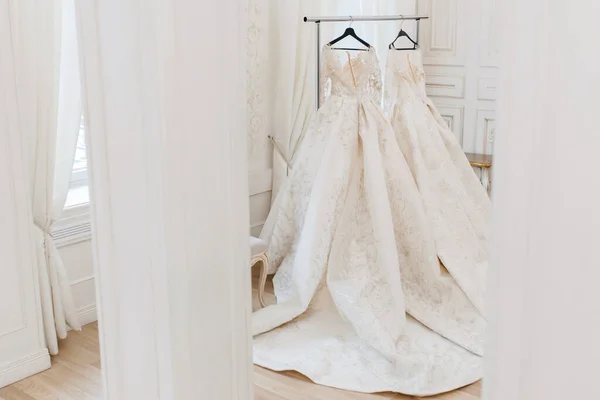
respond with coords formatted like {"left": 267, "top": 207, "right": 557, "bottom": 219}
{"left": 399, "top": 14, "right": 405, "bottom": 31}
{"left": 349, "top": 15, "right": 354, "bottom": 27}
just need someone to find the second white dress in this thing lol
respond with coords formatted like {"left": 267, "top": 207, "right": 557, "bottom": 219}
{"left": 385, "top": 49, "right": 491, "bottom": 316}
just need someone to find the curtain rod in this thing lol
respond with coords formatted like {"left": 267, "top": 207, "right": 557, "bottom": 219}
{"left": 303, "top": 15, "right": 429, "bottom": 23}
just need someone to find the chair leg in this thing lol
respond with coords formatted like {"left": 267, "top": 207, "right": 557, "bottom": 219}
{"left": 257, "top": 254, "right": 268, "bottom": 308}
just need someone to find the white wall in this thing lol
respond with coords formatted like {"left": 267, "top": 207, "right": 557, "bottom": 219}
{"left": 51, "top": 207, "right": 97, "bottom": 327}
{"left": 247, "top": 0, "right": 274, "bottom": 236}
{"left": 59, "top": 240, "right": 97, "bottom": 325}
{"left": 0, "top": 0, "right": 51, "bottom": 385}
{"left": 0, "top": 137, "right": 51, "bottom": 389}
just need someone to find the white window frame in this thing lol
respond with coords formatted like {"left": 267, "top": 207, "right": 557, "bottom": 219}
{"left": 70, "top": 165, "right": 88, "bottom": 189}
{"left": 64, "top": 115, "right": 90, "bottom": 211}
{"left": 70, "top": 115, "right": 88, "bottom": 186}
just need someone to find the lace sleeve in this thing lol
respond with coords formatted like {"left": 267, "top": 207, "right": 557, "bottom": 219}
{"left": 319, "top": 47, "right": 333, "bottom": 107}
{"left": 383, "top": 53, "right": 397, "bottom": 117}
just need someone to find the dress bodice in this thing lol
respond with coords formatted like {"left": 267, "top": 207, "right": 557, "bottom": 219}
{"left": 320, "top": 45, "right": 382, "bottom": 105}
{"left": 384, "top": 50, "right": 427, "bottom": 113}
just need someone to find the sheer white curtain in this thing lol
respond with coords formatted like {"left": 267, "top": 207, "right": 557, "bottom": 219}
{"left": 74, "top": 0, "right": 253, "bottom": 396}
{"left": 11, "top": 0, "right": 82, "bottom": 355}
{"left": 485, "top": 0, "right": 600, "bottom": 398}
{"left": 266, "top": 0, "right": 415, "bottom": 201}
{"left": 268, "top": 0, "right": 320, "bottom": 200}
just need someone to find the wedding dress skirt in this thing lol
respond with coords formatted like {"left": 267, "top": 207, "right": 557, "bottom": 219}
{"left": 385, "top": 50, "right": 491, "bottom": 315}
{"left": 254, "top": 46, "right": 485, "bottom": 396}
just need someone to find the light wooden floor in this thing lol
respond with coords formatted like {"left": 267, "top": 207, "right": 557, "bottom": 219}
{"left": 0, "top": 275, "right": 481, "bottom": 399}
{"left": 255, "top": 365, "right": 481, "bottom": 399}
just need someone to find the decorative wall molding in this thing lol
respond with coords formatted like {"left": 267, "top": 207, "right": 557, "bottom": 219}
{"left": 0, "top": 320, "right": 27, "bottom": 339}
{"left": 437, "top": 105, "right": 465, "bottom": 145}
{"left": 418, "top": 0, "right": 465, "bottom": 66}
{"left": 476, "top": 109, "right": 497, "bottom": 155}
{"left": 425, "top": 74, "right": 465, "bottom": 98}
{"left": 429, "top": 1, "right": 456, "bottom": 52}
{"left": 477, "top": 77, "right": 498, "bottom": 100}
{"left": 480, "top": 0, "right": 499, "bottom": 67}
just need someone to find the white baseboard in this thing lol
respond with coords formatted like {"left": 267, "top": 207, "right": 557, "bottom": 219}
{"left": 66, "top": 304, "right": 98, "bottom": 332}
{"left": 0, "top": 350, "right": 51, "bottom": 388}
{"left": 77, "top": 304, "right": 98, "bottom": 327}
{"left": 250, "top": 223, "right": 264, "bottom": 237}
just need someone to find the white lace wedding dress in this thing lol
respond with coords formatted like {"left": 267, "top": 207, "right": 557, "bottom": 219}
{"left": 254, "top": 46, "right": 485, "bottom": 396}
{"left": 385, "top": 49, "right": 491, "bottom": 315}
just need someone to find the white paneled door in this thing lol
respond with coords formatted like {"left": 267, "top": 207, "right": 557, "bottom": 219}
{"left": 418, "top": 0, "right": 498, "bottom": 155}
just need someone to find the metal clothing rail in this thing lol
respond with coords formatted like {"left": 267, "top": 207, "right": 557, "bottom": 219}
{"left": 304, "top": 15, "right": 429, "bottom": 23}
{"left": 303, "top": 15, "right": 429, "bottom": 110}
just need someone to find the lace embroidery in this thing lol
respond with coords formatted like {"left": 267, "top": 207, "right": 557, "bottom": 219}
{"left": 320, "top": 45, "right": 382, "bottom": 105}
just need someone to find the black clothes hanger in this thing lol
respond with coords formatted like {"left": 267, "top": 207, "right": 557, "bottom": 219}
{"left": 327, "top": 17, "right": 371, "bottom": 51}
{"left": 389, "top": 19, "right": 419, "bottom": 50}
{"left": 389, "top": 29, "right": 418, "bottom": 50}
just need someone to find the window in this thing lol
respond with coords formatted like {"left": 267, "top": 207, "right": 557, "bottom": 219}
{"left": 71, "top": 116, "right": 87, "bottom": 185}
{"left": 64, "top": 116, "right": 90, "bottom": 208}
